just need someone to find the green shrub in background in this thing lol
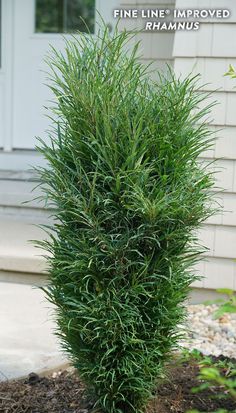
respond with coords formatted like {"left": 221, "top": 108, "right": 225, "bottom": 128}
{"left": 36, "top": 27, "right": 216, "bottom": 413}
{"left": 204, "top": 288, "right": 236, "bottom": 319}
{"left": 186, "top": 352, "right": 236, "bottom": 413}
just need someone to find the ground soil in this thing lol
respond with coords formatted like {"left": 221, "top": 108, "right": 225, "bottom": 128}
{"left": 0, "top": 357, "right": 236, "bottom": 413}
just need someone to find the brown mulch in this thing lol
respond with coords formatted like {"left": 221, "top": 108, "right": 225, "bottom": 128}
{"left": 0, "top": 359, "right": 236, "bottom": 413}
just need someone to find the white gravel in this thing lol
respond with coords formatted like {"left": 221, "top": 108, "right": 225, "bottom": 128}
{"left": 179, "top": 304, "right": 236, "bottom": 358}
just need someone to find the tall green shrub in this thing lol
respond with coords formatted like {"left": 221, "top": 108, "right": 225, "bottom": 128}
{"left": 37, "top": 27, "right": 215, "bottom": 413}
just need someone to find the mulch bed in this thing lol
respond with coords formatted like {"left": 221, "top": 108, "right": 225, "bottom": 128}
{"left": 0, "top": 357, "right": 236, "bottom": 413}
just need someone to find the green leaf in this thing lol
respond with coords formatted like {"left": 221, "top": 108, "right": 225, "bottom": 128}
{"left": 216, "top": 288, "right": 234, "bottom": 296}
{"left": 199, "top": 367, "right": 221, "bottom": 380}
{"left": 203, "top": 298, "right": 225, "bottom": 305}
{"left": 216, "top": 303, "right": 236, "bottom": 316}
{"left": 224, "top": 64, "right": 236, "bottom": 76}
{"left": 191, "top": 382, "right": 210, "bottom": 393}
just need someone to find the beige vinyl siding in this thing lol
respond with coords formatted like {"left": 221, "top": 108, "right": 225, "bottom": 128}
{"left": 120, "top": 0, "right": 236, "bottom": 290}
{"left": 173, "top": 0, "right": 236, "bottom": 290}
{"left": 119, "top": 1, "right": 176, "bottom": 75}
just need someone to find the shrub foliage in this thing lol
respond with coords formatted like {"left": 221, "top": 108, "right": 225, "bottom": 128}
{"left": 37, "top": 27, "right": 215, "bottom": 413}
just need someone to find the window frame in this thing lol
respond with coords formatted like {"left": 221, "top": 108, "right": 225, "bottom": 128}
{"left": 33, "top": 0, "right": 96, "bottom": 36}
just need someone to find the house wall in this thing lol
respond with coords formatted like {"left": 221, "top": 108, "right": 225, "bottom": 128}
{"left": 119, "top": 0, "right": 236, "bottom": 291}
{"left": 0, "top": 0, "right": 13, "bottom": 151}
{"left": 173, "top": 0, "right": 236, "bottom": 290}
{"left": 119, "top": 0, "right": 176, "bottom": 72}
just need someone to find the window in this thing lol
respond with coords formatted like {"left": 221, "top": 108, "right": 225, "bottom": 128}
{"left": 35, "top": 0, "right": 95, "bottom": 34}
